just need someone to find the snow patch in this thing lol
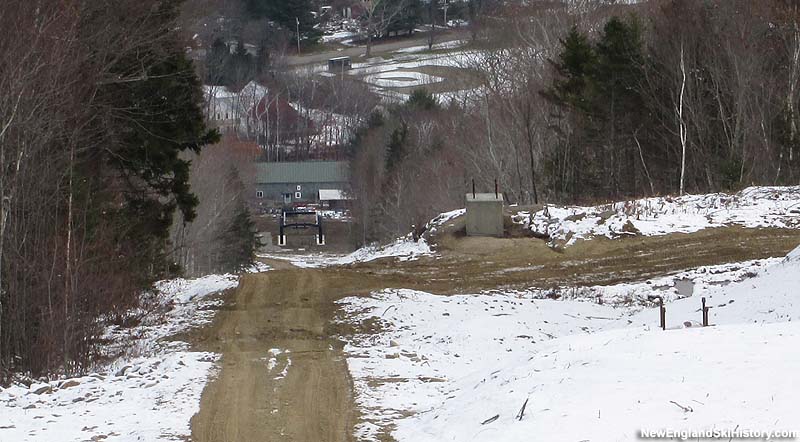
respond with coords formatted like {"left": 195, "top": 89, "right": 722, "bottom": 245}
{"left": 518, "top": 186, "right": 800, "bottom": 246}
{"left": 338, "top": 250, "right": 800, "bottom": 441}
{"left": 0, "top": 269, "right": 255, "bottom": 441}
{"left": 262, "top": 235, "right": 432, "bottom": 268}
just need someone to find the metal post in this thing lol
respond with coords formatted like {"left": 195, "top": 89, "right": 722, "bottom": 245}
{"left": 317, "top": 213, "right": 325, "bottom": 245}
{"left": 702, "top": 297, "right": 709, "bottom": 327}
{"left": 659, "top": 298, "right": 666, "bottom": 330}
{"left": 279, "top": 209, "right": 286, "bottom": 246}
{"left": 472, "top": 179, "right": 476, "bottom": 199}
{"left": 494, "top": 178, "right": 498, "bottom": 199}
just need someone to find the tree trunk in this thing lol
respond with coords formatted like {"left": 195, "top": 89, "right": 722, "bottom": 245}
{"left": 366, "top": 27, "right": 374, "bottom": 57}
{"left": 678, "top": 42, "right": 688, "bottom": 196}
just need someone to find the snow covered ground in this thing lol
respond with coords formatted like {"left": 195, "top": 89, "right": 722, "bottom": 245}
{"left": 497, "top": 258, "right": 781, "bottom": 307}
{"left": 262, "top": 235, "right": 433, "bottom": 268}
{"left": 322, "top": 30, "right": 358, "bottom": 43}
{"left": 338, "top": 248, "right": 800, "bottom": 441}
{"left": 261, "top": 210, "right": 463, "bottom": 268}
{"left": 393, "top": 40, "right": 468, "bottom": 54}
{"left": 363, "top": 70, "right": 444, "bottom": 88}
{"left": 518, "top": 186, "right": 800, "bottom": 247}
{"left": 0, "top": 270, "right": 255, "bottom": 441}
{"left": 345, "top": 48, "right": 486, "bottom": 103}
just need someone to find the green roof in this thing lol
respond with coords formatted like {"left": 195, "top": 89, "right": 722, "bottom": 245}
{"left": 255, "top": 161, "right": 349, "bottom": 184}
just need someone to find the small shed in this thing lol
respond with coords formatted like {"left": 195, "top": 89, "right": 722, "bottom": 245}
{"left": 328, "top": 56, "right": 352, "bottom": 73}
{"left": 318, "top": 189, "right": 352, "bottom": 210}
{"left": 465, "top": 193, "right": 504, "bottom": 237}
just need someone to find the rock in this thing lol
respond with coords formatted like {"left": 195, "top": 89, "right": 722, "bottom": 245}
{"left": 385, "top": 353, "right": 400, "bottom": 359}
{"left": 621, "top": 220, "right": 641, "bottom": 235}
{"left": 389, "top": 340, "right": 400, "bottom": 347}
{"left": 32, "top": 385, "right": 51, "bottom": 395}
{"left": 72, "top": 396, "right": 85, "bottom": 403}
{"left": 60, "top": 380, "right": 80, "bottom": 389}
{"left": 565, "top": 212, "right": 587, "bottom": 222}
{"left": 598, "top": 209, "right": 617, "bottom": 222}
{"left": 23, "top": 404, "right": 36, "bottom": 410}
{"left": 115, "top": 365, "right": 131, "bottom": 377}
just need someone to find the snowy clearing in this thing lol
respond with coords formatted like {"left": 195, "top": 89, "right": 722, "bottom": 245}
{"left": 345, "top": 49, "right": 486, "bottom": 103}
{"left": 363, "top": 70, "right": 444, "bottom": 88}
{"left": 338, "top": 246, "right": 800, "bottom": 442}
{"left": 322, "top": 31, "right": 358, "bottom": 43}
{"left": 0, "top": 270, "right": 252, "bottom": 442}
{"left": 262, "top": 235, "right": 433, "bottom": 268}
{"left": 393, "top": 40, "right": 468, "bottom": 54}
{"left": 517, "top": 186, "right": 800, "bottom": 247}
{"left": 499, "top": 258, "right": 781, "bottom": 307}
{"left": 261, "top": 209, "right": 461, "bottom": 268}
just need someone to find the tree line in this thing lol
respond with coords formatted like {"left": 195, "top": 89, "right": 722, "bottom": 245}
{"left": 348, "top": 0, "right": 800, "bottom": 243}
{"left": 0, "top": 0, "right": 258, "bottom": 383}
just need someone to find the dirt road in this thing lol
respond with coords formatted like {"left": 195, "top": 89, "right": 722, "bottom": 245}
{"left": 190, "top": 264, "right": 356, "bottom": 442}
{"left": 188, "top": 226, "right": 800, "bottom": 441}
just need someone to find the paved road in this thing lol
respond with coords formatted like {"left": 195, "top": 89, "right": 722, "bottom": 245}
{"left": 285, "top": 30, "right": 470, "bottom": 66}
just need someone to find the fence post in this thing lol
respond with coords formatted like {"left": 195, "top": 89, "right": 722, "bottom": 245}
{"left": 702, "top": 297, "right": 710, "bottom": 327}
{"left": 659, "top": 298, "right": 666, "bottom": 330}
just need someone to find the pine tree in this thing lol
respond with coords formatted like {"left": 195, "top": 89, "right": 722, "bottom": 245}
{"left": 594, "top": 16, "right": 644, "bottom": 118}
{"left": 216, "top": 203, "right": 260, "bottom": 272}
{"left": 386, "top": 123, "right": 409, "bottom": 172}
{"left": 407, "top": 88, "right": 438, "bottom": 111}
{"left": 244, "top": 0, "right": 321, "bottom": 44}
{"left": 98, "top": 1, "right": 219, "bottom": 276}
{"left": 388, "top": 0, "right": 422, "bottom": 36}
{"left": 544, "top": 26, "right": 597, "bottom": 113}
{"left": 214, "top": 168, "right": 260, "bottom": 272}
{"left": 207, "top": 38, "right": 231, "bottom": 85}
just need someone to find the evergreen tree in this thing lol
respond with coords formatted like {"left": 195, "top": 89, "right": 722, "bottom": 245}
{"left": 594, "top": 16, "right": 644, "bottom": 120}
{"left": 244, "top": 0, "right": 321, "bottom": 44}
{"left": 388, "top": 0, "right": 422, "bottom": 36}
{"left": 98, "top": 1, "right": 219, "bottom": 275}
{"left": 214, "top": 168, "right": 260, "bottom": 272}
{"left": 227, "top": 39, "right": 255, "bottom": 88}
{"left": 544, "top": 26, "right": 597, "bottom": 113}
{"left": 216, "top": 203, "right": 260, "bottom": 272}
{"left": 386, "top": 123, "right": 409, "bottom": 172}
{"left": 407, "top": 88, "right": 439, "bottom": 111}
{"left": 544, "top": 17, "right": 646, "bottom": 197}
{"left": 207, "top": 38, "right": 231, "bottom": 85}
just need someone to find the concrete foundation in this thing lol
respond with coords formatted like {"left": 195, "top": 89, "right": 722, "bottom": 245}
{"left": 465, "top": 193, "right": 504, "bottom": 237}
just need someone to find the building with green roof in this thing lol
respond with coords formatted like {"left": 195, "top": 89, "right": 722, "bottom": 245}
{"left": 254, "top": 161, "right": 350, "bottom": 206}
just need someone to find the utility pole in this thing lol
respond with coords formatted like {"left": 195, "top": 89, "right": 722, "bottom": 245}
{"left": 296, "top": 17, "right": 301, "bottom": 54}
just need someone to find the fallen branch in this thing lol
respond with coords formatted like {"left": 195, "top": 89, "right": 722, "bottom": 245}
{"left": 515, "top": 398, "right": 529, "bottom": 421}
{"left": 670, "top": 400, "right": 693, "bottom": 413}
{"left": 481, "top": 414, "right": 499, "bottom": 425}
